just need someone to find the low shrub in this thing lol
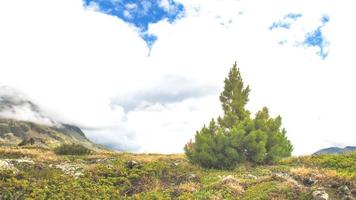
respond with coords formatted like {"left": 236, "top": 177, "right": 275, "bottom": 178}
{"left": 54, "top": 144, "right": 91, "bottom": 156}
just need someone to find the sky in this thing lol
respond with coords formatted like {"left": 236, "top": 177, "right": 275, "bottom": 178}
{"left": 0, "top": 0, "right": 356, "bottom": 155}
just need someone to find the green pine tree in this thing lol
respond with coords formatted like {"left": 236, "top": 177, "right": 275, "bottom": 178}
{"left": 185, "top": 62, "right": 293, "bottom": 169}
{"left": 219, "top": 62, "right": 250, "bottom": 128}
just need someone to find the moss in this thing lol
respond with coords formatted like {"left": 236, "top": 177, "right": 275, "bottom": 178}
{"left": 239, "top": 181, "right": 279, "bottom": 200}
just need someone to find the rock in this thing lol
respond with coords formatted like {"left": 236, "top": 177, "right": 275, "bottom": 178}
{"left": 34, "top": 163, "right": 46, "bottom": 170}
{"left": 328, "top": 180, "right": 340, "bottom": 188}
{"left": 172, "top": 162, "right": 179, "bottom": 167}
{"left": 126, "top": 160, "right": 140, "bottom": 169}
{"left": 221, "top": 175, "right": 238, "bottom": 184}
{"left": 13, "top": 158, "right": 34, "bottom": 165}
{"left": 91, "top": 157, "right": 116, "bottom": 164}
{"left": 0, "top": 159, "right": 23, "bottom": 173}
{"left": 74, "top": 172, "right": 83, "bottom": 177}
{"left": 18, "top": 137, "right": 36, "bottom": 146}
{"left": 246, "top": 174, "right": 257, "bottom": 179}
{"left": 0, "top": 160, "right": 15, "bottom": 171}
{"left": 272, "top": 172, "right": 290, "bottom": 181}
{"left": 338, "top": 186, "right": 351, "bottom": 196}
{"left": 341, "top": 195, "right": 354, "bottom": 200}
{"left": 303, "top": 177, "right": 317, "bottom": 186}
{"left": 218, "top": 175, "right": 244, "bottom": 196}
{"left": 188, "top": 173, "right": 200, "bottom": 182}
{"left": 351, "top": 188, "right": 356, "bottom": 196}
{"left": 272, "top": 172, "right": 304, "bottom": 189}
{"left": 56, "top": 163, "right": 84, "bottom": 178}
{"left": 312, "top": 188, "right": 329, "bottom": 200}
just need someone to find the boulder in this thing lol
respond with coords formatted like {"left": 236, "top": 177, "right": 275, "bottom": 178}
{"left": 341, "top": 195, "right": 354, "bottom": 200}
{"left": 303, "top": 177, "right": 317, "bottom": 186}
{"left": 246, "top": 174, "right": 257, "bottom": 179}
{"left": 126, "top": 160, "right": 140, "bottom": 169}
{"left": 338, "top": 185, "right": 351, "bottom": 196}
{"left": 217, "top": 175, "right": 244, "bottom": 196}
{"left": 312, "top": 188, "right": 329, "bottom": 200}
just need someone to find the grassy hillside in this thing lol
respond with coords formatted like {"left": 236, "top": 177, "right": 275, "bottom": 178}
{"left": 0, "top": 147, "right": 355, "bottom": 200}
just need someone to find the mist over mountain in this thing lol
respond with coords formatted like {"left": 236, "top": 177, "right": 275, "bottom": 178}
{"left": 0, "top": 86, "right": 56, "bottom": 126}
{"left": 0, "top": 86, "right": 104, "bottom": 150}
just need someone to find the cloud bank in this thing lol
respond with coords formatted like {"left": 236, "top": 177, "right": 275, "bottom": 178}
{"left": 0, "top": 86, "right": 56, "bottom": 126}
{"left": 0, "top": 0, "right": 356, "bottom": 154}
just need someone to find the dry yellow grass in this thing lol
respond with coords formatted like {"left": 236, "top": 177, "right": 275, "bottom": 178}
{"left": 291, "top": 167, "right": 339, "bottom": 180}
{"left": 118, "top": 153, "right": 186, "bottom": 163}
{"left": 290, "top": 167, "right": 355, "bottom": 187}
{"left": 0, "top": 147, "right": 185, "bottom": 163}
{"left": 178, "top": 182, "right": 200, "bottom": 193}
{"left": 0, "top": 146, "right": 58, "bottom": 161}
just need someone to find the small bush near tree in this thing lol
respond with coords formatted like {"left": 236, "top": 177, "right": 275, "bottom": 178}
{"left": 185, "top": 62, "right": 293, "bottom": 169}
{"left": 54, "top": 144, "right": 91, "bottom": 155}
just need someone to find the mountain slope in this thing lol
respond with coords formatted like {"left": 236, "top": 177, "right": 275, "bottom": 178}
{"left": 313, "top": 146, "right": 356, "bottom": 155}
{"left": 0, "top": 86, "right": 105, "bottom": 151}
{"left": 0, "top": 118, "right": 104, "bottom": 150}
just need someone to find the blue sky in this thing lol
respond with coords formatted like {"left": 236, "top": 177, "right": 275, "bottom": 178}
{"left": 270, "top": 13, "right": 330, "bottom": 59}
{"left": 269, "top": 13, "right": 302, "bottom": 30}
{"left": 86, "top": 1, "right": 332, "bottom": 60}
{"left": 83, "top": 0, "right": 185, "bottom": 48}
{"left": 303, "top": 15, "right": 330, "bottom": 59}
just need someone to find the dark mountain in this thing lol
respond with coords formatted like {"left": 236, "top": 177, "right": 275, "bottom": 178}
{"left": 313, "top": 146, "right": 356, "bottom": 155}
{"left": 0, "top": 86, "right": 105, "bottom": 151}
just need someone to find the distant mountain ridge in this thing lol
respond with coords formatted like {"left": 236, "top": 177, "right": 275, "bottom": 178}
{"left": 0, "top": 86, "right": 105, "bottom": 151}
{"left": 313, "top": 146, "right": 356, "bottom": 155}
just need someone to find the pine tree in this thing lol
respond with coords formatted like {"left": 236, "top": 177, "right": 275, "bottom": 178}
{"left": 185, "top": 62, "right": 293, "bottom": 169}
{"left": 253, "top": 107, "right": 293, "bottom": 163}
{"left": 219, "top": 62, "right": 250, "bottom": 128}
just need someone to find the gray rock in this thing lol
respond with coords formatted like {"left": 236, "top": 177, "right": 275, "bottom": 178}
{"left": 338, "top": 186, "right": 351, "bottom": 196}
{"left": 0, "top": 160, "right": 16, "bottom": 171}
{"left": 172, "top": 162, "right": 179, "bottom": 167}
{"left": 303, "top": 177, "right": 317, "bottom": 186}
{"left": 56, "top": 163, "right": 84, "bottom": 178}
{"left": 272, "top": 172, "right": 290, "bottom": 181}
{"left": 0, "top": 158, "right": 33, "bottom": 173}
{"left": 328, "top": 180, "right": 340, "bottom": 188}
{"left": 188, "top": 173, "right": 200, "bottom": 182}
{"left": 312, "top": 188, "right": 329, "bottom": 200}
{"left": 126, "top": 160, "right": 140, "bottom": 169}
{"left": 341, "top": 195, "right": 354, "bottom": 200}
{"left": 351, "top": 188, "right": 356, "bottom": 196}
{"left": 246, "top": 174, "right": 257, "bottom": 179}
{"left": 221, "top": 175, "right": 238, "bottom": 184}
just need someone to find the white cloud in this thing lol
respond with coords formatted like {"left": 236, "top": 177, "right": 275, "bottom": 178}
{"left": 123, "top": 10, "right": 132, "bottom": 19}
{"left": 85, "top": 1, "right": 100, "bottom": 11}
{"left": 125, "top": 3, "right": 137, "bottom": 10}
{"left": 1, "top": 0, "right": 356, "bottom": 155}
{"left": 0, "top": 86, "right": 56, "bottom": 126}
{"left": 159, "top": 0, "right": 170, "bottom": 11}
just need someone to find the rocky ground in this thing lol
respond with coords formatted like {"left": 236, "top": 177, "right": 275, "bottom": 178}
{"left": 0, "top": 147, "right": 355, "bottom": 200}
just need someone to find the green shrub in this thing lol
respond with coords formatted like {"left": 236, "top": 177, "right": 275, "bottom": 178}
{"left": 54, "top": 144, "right": 91, "bottom": 155}
{"left": 185, "top": 63, "right": 293, "bottom": 169}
